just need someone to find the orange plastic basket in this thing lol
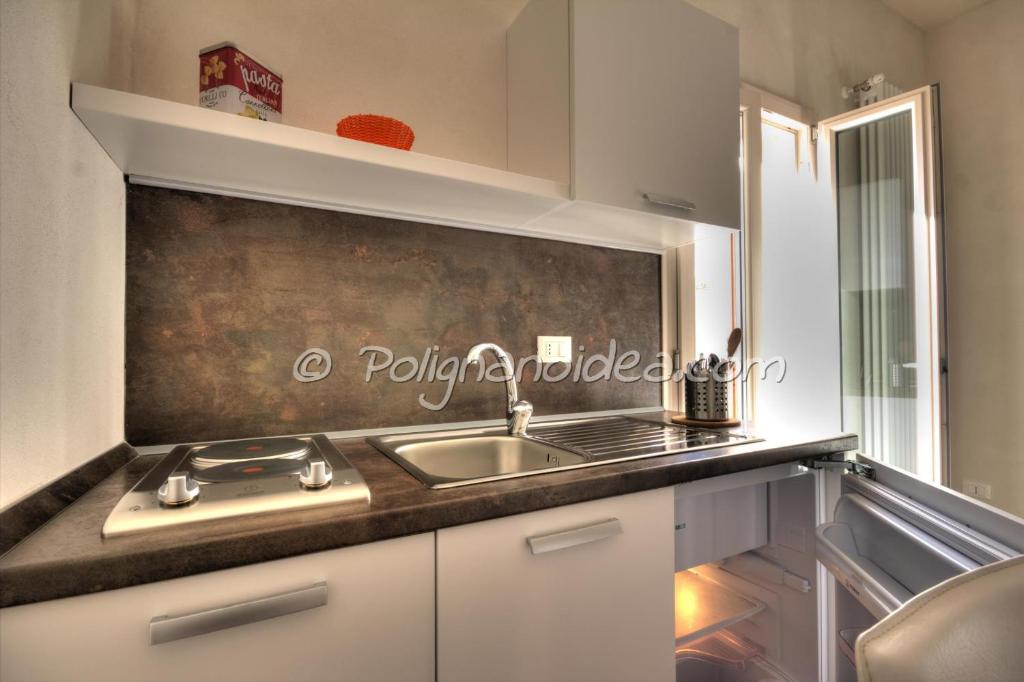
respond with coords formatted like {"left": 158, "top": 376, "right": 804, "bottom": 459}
{"left": 336, "top": 114, "right": 415, "bottom": 150}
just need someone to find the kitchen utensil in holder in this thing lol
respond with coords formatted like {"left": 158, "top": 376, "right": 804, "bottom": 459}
{"left": 681, "top": 356, "right": 738, "bottom": 426}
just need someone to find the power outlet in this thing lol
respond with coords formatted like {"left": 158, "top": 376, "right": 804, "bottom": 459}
{"left": 537, "top": 336, "right": 572, "bottom": 363}
{"left": 963, "top": 480, "right": 992, "bottom": 500}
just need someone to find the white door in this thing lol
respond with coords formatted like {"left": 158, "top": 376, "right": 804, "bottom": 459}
{"left": 819, "top": 87, "right": 947, "bottom": 484}
{"left": 437, "top": 487, "right": 675, "bottom": 682}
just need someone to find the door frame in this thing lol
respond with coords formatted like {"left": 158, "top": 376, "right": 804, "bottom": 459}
{"left": 817, "top": 85, "right": 948, "bottom": 486}
{"left": 738, "top": 85, "right": 817, "bottom": 422}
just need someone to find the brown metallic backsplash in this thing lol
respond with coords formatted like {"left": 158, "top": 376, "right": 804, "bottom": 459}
{"left": 125, "top": 185, "right": 662, "bottom": 445}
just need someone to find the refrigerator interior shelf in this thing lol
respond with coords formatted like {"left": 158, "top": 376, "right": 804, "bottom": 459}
{"left": 675, "top": 569, "right": 765, "bottom": 647}
{"left": 676, "top": 628, "right": 763, "bottom": 668}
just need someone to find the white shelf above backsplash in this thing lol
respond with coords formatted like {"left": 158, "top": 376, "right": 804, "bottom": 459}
{"left": 72, "top": 83, "right": 713, "bottom": 251}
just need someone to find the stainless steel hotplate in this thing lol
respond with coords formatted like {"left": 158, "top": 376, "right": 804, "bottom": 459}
{"left": 103, "top": 435, "right": 370, "bottom": 538}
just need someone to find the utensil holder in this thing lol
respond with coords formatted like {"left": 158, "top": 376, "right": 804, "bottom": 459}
{"left": 684, "top": 360, "right": 735, "bottom": 422}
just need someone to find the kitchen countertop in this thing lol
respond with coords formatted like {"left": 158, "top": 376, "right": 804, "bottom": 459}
{"left": 0, "top": 412, "right": 856, "bottom": 608}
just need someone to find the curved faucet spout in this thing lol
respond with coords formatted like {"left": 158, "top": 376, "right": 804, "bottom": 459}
{"left": 466, "top": 342, "right": 532, "bottom": 435}
{"left": 466, "top": 343, "right": 518, "bottom": 408}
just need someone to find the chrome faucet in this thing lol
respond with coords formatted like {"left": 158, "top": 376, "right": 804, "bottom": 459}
{"left": 466, "top": 342, "right": 533, "bottom": 436}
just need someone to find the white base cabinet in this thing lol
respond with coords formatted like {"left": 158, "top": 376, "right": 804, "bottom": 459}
{"left": 437, "top": 487, "right": 676, "bottom": 682}
{"left": 0, "top": 533, "right": 435, "bottom": 682}
{"left": 8, "top": 460, "right": 1018, "bottom": 681}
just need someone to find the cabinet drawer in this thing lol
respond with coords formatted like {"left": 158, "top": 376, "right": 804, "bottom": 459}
{"left": 0, "top": 534, "right": 434, "bottom": 682}
{"left": 438, "top": 487, "right": 675, "bottom": 682}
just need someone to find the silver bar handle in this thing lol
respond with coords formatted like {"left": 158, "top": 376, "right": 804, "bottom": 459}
{"left": 527, "top": 518, "right": 622, "bottom": 555}
{"left": 150, "top": 581, "right": 327, "bottom": 645}
{"left": 642, "top": 192, "right": 696, "bottom": 212}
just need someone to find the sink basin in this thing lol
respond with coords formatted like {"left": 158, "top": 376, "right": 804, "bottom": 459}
{"left": 369, "top": 431, "right": 587, "bottom": 488}
{"left": 369, "top": 417, "right": 761, "bottom": 489}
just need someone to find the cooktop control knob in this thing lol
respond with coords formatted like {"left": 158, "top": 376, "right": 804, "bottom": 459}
{"left": 157, "top": 472, "right": 200, "bottom": 506}
{"left": 299, "top": 459, "right": 333, "bottom": 489}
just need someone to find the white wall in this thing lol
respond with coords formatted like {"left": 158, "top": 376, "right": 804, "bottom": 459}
{"left": 925, "top": 0, "right": 1024, "bottom": 517}
{"left": 687, "top": 0, "right": 926, "bottom": 118}
{"left": 693, "top": 232, "right": 736, "bottom": 358}
{"left": 0, "top": 0, "right": 957, "bottom": 511}
{"left": 0, "top": 0, "right": 129, "bottom": 508}
{"left": 123, "top": 0, "right": 923, "bottom": 169}
{"left": 125, "top": 0, "right": 527, "bottom": 169}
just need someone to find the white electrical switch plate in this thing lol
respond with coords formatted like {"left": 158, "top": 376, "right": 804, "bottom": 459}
{"left": 963, "top": 480, "right": 992, "bottom": 500}
{"left": 537, "top": 336, "right": 572, "bottom": 363}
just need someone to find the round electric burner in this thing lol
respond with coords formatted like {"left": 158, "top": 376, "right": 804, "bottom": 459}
{"left": 190, "top": 437, "right": 312, "bottom": 470}
{"left": 192, "top": 457, "right": 307, "bottom": 483}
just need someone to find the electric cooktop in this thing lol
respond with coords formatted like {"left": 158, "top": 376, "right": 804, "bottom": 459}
{"left": 103, "top": 435, "right": 370, "bottom": 538}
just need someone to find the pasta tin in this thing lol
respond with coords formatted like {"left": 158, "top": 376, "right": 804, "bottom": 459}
{"left": 199, "top": 42, "right": 282, "bottom": 122}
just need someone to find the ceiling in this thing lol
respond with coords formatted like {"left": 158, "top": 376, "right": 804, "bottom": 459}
{"left": 879, "top": 0, "right": 993, "bottom": 29}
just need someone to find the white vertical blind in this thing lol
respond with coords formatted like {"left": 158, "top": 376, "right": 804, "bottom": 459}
{"left": 838, "top": 110, "right": 921, "bottom": 473}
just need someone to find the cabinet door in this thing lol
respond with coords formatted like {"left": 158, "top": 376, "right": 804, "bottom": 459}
{"left": 0, "top": 534, "right": 434, "bottom": 682}
{"left": 571, "top": 0, "right": 740, "bottom": 229}
{"left": 438, "top": 487, "right": 675, "bottom": 682}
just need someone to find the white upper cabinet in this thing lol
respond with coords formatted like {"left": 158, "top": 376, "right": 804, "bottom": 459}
{"left": 573, "top": 0, "right": 741, "bottom": 230}
{"left": 508, "top": 0, "right": 741, "bottom": 232}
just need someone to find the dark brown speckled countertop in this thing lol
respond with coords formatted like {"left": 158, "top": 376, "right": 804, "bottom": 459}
{"left": 0, "top": 412, "right": 856, "bottom": 608}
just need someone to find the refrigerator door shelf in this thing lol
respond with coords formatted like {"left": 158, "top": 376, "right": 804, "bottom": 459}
{"left": 817, "top": 488, "right": 981, "bottom": 619}
{"left": 816, "top": 522, "right": 910, "bottom": 619}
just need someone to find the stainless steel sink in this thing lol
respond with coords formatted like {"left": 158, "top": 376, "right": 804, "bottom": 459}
{"left": 369, "top": 430, "right": 587, "bottom": 489}
{"left": 369, "top": 416, "right": 762, "bottom": 489}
